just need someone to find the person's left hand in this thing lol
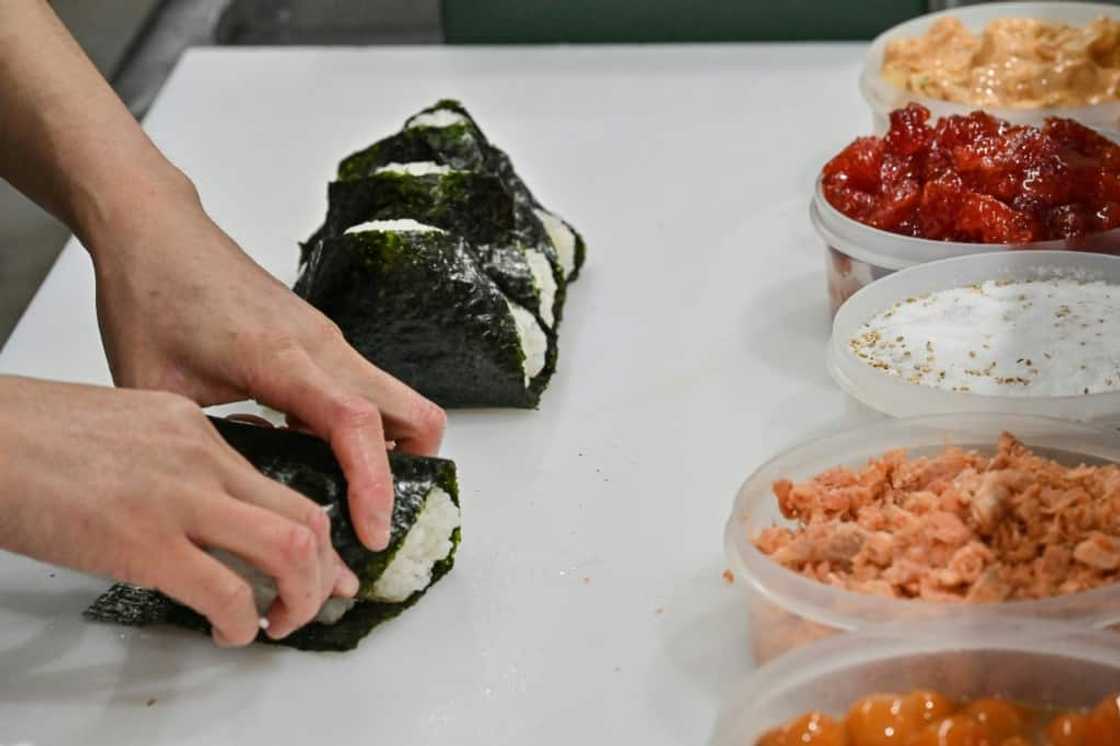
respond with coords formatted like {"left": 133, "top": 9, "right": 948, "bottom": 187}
{"left": 84, "top": 172, "right": 446, "bottom": 551}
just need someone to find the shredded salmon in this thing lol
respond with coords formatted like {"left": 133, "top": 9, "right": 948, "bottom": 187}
{"left": 753, "top": 433, "right": 1120, "bottom": 602}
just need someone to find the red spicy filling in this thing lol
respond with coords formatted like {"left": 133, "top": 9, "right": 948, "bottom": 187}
{"left": 822, "top": 103, "right": 1120, "bottom": 244}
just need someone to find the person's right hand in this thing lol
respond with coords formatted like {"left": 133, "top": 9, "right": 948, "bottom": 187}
{"left": 0, "top": 375, "right": 359, "bottom": 646}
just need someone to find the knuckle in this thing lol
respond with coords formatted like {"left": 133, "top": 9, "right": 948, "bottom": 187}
{"left": 210, "top": 583, "right": 258, "bottom": 644}
{"left": 243, "top": 332, "right": 305, "bottom": 379}
{"left": 304, "top": 504, "right": 331, "bottom": 541}
{"left": 179, "top": 438, "right": 219, "bottom": 467}
{"left": 152, "top": 391, "right": 201, "bottom": 423}
{"left": 216, "top": 578, "right": 255, "bottom": 613}
{"left": 267, "top": 335, "right": 304, "bottom": 362}
{"left": 283, "top": 524, "right": 318, "bottom": 565}
{"left": 413, "top": 399, "right": 447, "bottom": 437}
{"left": 333, "top": 395, "right": 381, "bottom": 432}
{"left": 310, "top": 316, "right": 345, "bottom": 345}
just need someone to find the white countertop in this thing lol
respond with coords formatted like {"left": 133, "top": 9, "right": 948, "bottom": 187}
{"left": 0, "top": 44, "right": 883, "bottom": 745}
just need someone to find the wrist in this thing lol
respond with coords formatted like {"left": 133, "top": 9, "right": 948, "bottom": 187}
{"left": 73, "top": 156, "right": 202, "bottom": 264}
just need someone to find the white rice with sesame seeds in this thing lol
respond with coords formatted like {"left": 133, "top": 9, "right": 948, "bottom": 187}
{"left": 849, "top": 278, "right": 1120, "bottom": 397}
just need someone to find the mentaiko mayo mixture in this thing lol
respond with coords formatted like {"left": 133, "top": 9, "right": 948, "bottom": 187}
{"left": 849, "top": 278, "right": 1120, "bottom": 397}
{"left": 882, "top": 16, "right": 1120, "bottom": 108}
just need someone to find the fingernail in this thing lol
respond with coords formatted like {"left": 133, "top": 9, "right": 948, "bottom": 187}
{"left": 368, "top": 514, "right": 390, "bottom": 550}
{"left": 213, "top": 629, "right": 234, "bottom": 648}
{"left": 368, "top": 524, "right": 389, "bottom": 550}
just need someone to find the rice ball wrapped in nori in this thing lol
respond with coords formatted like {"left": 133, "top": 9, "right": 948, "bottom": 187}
{"left": 307, "top": 167, "right": 563, "bottom": 329}
{"left": 334, "top": 98, "right": 587, "bottom": 283}
{"left": 485, "top": 143, "right": 587, "bottom": 284}
{"left": 297, "top": 220, "right": 555, "bottom": 408}
{"left": 84, "top": 418, "right": 462, "bottom": 652}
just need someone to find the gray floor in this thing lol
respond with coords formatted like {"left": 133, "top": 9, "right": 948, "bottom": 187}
{"left": 0, "top": 1, "right": 157, "bottom": 347}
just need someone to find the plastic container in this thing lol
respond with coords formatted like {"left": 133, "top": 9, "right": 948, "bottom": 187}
{"left": 860, "top": 2, "right": 1120, "bottom": 134}
{"left": 711, "top": 619, "right": 1120, "bottom": 745}
{"left": 723, "top": 413, "right": 1120, "bottom": 665}
{"left": 828, "top": 250, "right": 1120, "bottom": 427}
{"left": 811, "top": 180, "right": 1120, "bottom": 316}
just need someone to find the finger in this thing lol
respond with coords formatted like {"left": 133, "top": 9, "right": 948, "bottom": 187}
{"left": 223, "top": 458, "right": 360, "bottom": 594}
{"left": 157, "top": 543, "right": 261, "bottom": 647}
{"left": 326, "top": 346, "right": 446, "bottom": 456}
{"left": 283, "top": 415, "right": 390, "bottom": 455}
{"left": 198, "top": 476, "right": 360, "bottom": 637}
{"left": 332, "top": 555, "right": 358, "bottom": 597}
{"left": 248, "top": 350, "right": 394, "bottom": 551}
{"left": 207, "top": 417, "right": 361, "bottom": 597}
{"left": 191, "top": 496, "right": 327, "bottom": 636}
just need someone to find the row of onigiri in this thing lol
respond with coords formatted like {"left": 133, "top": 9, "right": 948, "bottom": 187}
{"left": 294, "top": 99, "right": 587, "bottom": 408}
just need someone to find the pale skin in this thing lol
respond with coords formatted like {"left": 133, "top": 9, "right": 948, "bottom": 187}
{"left": 0, "top": 2, "right": 446, "bottom": 645}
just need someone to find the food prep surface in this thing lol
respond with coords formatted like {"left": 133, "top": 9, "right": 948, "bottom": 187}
{"left": 0, "top": 44, "right": 881, "bottom": 745}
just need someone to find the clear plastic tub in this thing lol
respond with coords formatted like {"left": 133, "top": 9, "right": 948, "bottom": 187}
{"left": 811, "top": 180, "right": 1120, "bottom": 316}
{"left": 723, "top": 413, "right": 1120, "bottom": 665}
{"left": 828, "top": 250, "right": 1120, "bottom": 427}
{"left": 859, "top": 2, "right": 1120, "bottom": 134}
{"left": 711, "top": 619, "right": 1120, "bottom": 746}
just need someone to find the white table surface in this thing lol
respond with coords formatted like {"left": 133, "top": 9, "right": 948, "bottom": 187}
{"left": 0, "top": 44, "right": 885, "bottom": 745}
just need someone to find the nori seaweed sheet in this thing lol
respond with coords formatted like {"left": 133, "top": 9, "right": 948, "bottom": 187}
{"left": 83, "top": 582, "right": 438, "bottom": 652}
{"left": 337, "top": 101, "right": 491, "bottom": 182}
{"left": 333, "top": 99, "right": 586, "bottom": 282}
{"left": 487, "top": 143, "right": 587, "bottom": 283}
{"left": 297, "top": 228, "right": 556, "bottom": 408}
{"left": 84, "top": 419, "right": 461, "bottom": 652}
{"left": 303, "top": 171, "right": 565, "bottom": 328}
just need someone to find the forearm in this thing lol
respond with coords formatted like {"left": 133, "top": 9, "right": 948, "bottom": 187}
{"left": 0, "top": 1, "right": 194, "bottom": 258}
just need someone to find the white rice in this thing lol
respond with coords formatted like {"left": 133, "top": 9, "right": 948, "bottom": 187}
{"left": 370, "top": 487, "right": 460, "bottom": 603}
{"left": 405, "top": 109, "right": 469, "bottom": 130}
{"left": 344, "top": 218, "right": 446, "bottom": 235}
{"left": 374, "top": 161, "right": 455, "bottom": 177}
{"left": 534, "top": 209, "right": 577, "bottom": 278}
{"left": 525, "top": 249, "right": 557, "bottom": 327}
{"left": 505, "top": 300, "right": 548, "bottom": 384}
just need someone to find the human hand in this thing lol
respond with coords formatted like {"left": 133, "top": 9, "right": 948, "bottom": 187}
{"left": 0, "top": 376, "right": 360, "bottom": 644}
{"left": 83, "top": 174, "right": 445, "bottom": 551}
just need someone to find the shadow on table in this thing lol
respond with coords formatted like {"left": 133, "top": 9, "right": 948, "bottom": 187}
{"left": 649, "top": 561, "right": 754, "bottom": 740}
{"left": 0, "top": 586, "right": 279, "bottom": 744}
{"left": 740, "top": 269, "right": 832, "bottom": 388}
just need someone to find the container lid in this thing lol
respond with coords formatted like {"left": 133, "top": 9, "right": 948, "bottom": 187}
{"left": 828, "top": 250, "right": 1120, "bottom": 426}
{"left": 860, "top": 1, "right": 1120, "bottom": 133}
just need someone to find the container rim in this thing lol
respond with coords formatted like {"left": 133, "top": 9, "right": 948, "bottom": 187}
{"left": 740, "top": 616, "right": 1120, "bottom": 695}
{"left": 811, "top": 179, "right": 1120, "bottom": 274}
{"left": 827, "top": 250, "right": 1120, "bottom": 422}
{"left": 712, "top": 616, "right": 1120, "bottom": 745}
{"left": 724, "top": 412, "right": 1120, "bottom": 633}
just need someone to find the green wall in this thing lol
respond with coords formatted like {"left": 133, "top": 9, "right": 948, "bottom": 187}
{"left": 442, "top": 0, "right": 927, "bottom": 43}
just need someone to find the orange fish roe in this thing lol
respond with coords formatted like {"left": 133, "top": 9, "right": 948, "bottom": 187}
{"left": 753, "top": 433, "right": 1120, "bottom": 602}
{"left": 758, "top": 692, "right": 1119, "bottom": 746}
